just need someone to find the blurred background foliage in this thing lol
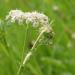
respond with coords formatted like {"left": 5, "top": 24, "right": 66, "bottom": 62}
{"left": 0, "top": 0, "right": 75, "bottom": 75}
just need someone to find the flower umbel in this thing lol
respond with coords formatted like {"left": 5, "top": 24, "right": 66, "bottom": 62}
{"left": 6, "top": 10, "right": 54, "bottom": 35}
{"left": 6, "top": 10, "right": 49, "bottom": 27}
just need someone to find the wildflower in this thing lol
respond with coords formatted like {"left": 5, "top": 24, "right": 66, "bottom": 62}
{"left": 8, "top": 10, "right": 55, "bottom": 75}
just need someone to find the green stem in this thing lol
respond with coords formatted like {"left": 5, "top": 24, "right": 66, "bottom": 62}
{"left": 17, "top": 24, "right": 29, "bottom": 75}
{"left": 23, "top": 28, "right": 46, "bottom": 66}
{"left": 17, "top": 26, "right": 47, "bottom": 75}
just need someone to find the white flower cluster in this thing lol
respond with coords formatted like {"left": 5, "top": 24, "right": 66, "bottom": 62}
{"left": 5, "top": 9, "right": 54, "bottom": 35}
{"left": 24, "top": 11, "right": 49, "bottom": 27}
{"left": 6, "top": 10, "right": 49, "bottom": 27}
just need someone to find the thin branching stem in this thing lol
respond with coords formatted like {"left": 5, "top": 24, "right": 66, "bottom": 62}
{"left": 23, "top": 28, "right": 47, "bottom": 65}
{"left": 17, "top": 24, "right": 29, "bottom": 75}
{"left": 17, "top": 26, "right": 47, "bottom": 75}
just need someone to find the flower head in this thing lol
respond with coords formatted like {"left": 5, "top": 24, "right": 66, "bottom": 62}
{"left": 5, "top": 10, "right": 54, "bottom": 36}
{"left": 6, "top": 10, "right": 49, "bottom": 27}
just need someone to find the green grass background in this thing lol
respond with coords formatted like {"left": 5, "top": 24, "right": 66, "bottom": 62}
{"left": 0, "top": 0, "right": 75, "bottom": 75}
